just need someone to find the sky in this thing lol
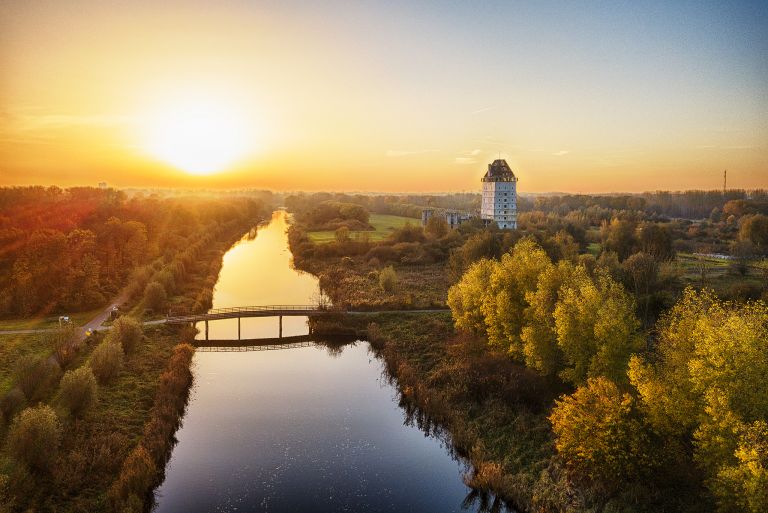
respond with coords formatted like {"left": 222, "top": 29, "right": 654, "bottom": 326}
{"left": 1, "top": 0, "right": 767, "bottom": 192}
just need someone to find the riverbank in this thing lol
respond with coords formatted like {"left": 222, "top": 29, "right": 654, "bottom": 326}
{"left": 0, "top": 212, "right": 267, "bottom": 512}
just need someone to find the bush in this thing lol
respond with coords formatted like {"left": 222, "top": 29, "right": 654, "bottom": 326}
{"left": 58, "top": 366, "right": 98, "bottom": 417}
{"left": 0, "top": 389, "right": 26, "bottom": 422}
{"left": 108, "top": 445, "right": 156, "bottom": 509}
{"left": 379, "top": 265, "right": 398, "bottom": 292}
{"left": 143, "top": 281, "right": 167, "bottom": 312}
{"left": 109, "top": 316, "right": 143, "bottom": 354}
{"left": 15, "top": 356, "right": 62, "bottom": 402}
{"left": 7, "top": 405, "right": 62, "bottom": 472}
{"left": 89, "top": 341, "right": 124, "bottom": 383}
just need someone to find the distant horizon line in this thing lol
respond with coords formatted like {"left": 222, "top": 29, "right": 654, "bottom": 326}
{"left": 1, "top": 183, "right": 765, "bottom": 196}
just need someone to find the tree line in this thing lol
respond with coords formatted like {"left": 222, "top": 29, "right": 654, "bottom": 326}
{"left": 0, "top": 187, "right": 266, "bottom": 317}
{"left": 448, "top": 237, "right": 767, "bottom": 512}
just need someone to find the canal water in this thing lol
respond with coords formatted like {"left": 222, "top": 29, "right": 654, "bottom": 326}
{"left": 153, "top": 210, "right": 475, "bottom": 513}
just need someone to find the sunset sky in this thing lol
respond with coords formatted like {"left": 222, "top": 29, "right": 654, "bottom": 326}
{"left": 1, "top": 0, "right": 766, "bottom": 192}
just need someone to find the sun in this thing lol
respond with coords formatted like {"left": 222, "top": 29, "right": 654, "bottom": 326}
{"left": 143, "top": 97, "right": 251, "bottom": 175}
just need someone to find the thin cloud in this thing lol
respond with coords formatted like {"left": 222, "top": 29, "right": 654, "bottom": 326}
{"left": 471, "top": 106, "right": 494, "bottom": 115}
{"left": 455, "top": 157, "right": 477, "bottom": 165}
{"left": 553, "top": 150, "right": 570, "bottom": 156}
{"left": 385, "top": 149, "right": 439, "bottom": 157}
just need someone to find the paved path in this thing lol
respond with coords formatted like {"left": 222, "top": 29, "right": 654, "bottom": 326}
{"left": 0, "top": 307, "right": 450, "bottom": 336}
{"left": 0, "top": 293, "right": 128, "bottom": 339}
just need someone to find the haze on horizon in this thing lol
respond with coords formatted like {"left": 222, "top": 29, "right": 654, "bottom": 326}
{"left": 1, "top": 0, "right": 766, "bottom": 193}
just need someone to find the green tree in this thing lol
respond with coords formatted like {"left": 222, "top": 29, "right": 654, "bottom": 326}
{"left": 601, "top": 218, "right": 637, "bottom": 260}
{"left": 57, "top": 366, "right": 98, "bottom": 417}
{"left": 7, "top": 405, "right": 62, "bottom": 472}
{"left": 109, "top": 316, "right": 143, "bottom": 354}
{"left": 143, "top": 281, "right": 167, "bottom": 312}
{"left": 89, "top": 340, "right": 124, "bottom": 383}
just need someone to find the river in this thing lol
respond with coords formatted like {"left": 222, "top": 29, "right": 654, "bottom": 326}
{"left": 153, "top": 210, "right": 477, "bottom": 513}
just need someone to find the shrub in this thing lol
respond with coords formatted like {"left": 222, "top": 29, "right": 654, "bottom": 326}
{"left": 110, "top": 316, "right": 143, "bottom": 354}
{"left": 0, "top": 389, "right": 26, "bottom": 422}
{"left": 15, "top": 356, "right": 62, "bottom": 402}
{"left": 89, "top": 341, "right": 124, "bottom": 383}
{"left": 108, "top": 445, "right": 156, "bottom": 509}
{"left": 379, "top": 265, "right": 398, "bottom": 292}
{"left": 143, "top": 281, "right": 167, "bottom": 312}
{"left": 58, "top": 366, "right": 98, "bottom": 417}
{"left": 7, "top": 405, "right": 62, "bottom": 472}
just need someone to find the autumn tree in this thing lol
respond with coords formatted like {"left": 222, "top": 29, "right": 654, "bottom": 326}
{"left": 601, "top": 218, "right": 637, "bottom": 260}
{"left": 629, "top": 289, "right": 768, "bottom": 510}
{"left": 554, "top": 270, "right": 643, "bottom": 385}
{"left": 7, "top": 405, "right": 62, "bottom": 473}
{"left": 550, "top": 377, "right": 655, "bottom": 485}
{"left": 448, "top": 258, "right": 495, "bottom": 334}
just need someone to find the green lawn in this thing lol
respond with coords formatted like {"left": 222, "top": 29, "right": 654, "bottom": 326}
{"left": 0, "top": 308, "right": 102, "bottom": 331}
{"left": 307, "top": 214, "right": 419, "bottom": 243}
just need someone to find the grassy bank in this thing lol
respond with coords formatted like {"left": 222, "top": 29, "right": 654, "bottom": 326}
{"left": 307, "top": 213, "right": 417, "bottom": 242}
{"left": 0, "top": 213, "right": 267, "bottom": 512}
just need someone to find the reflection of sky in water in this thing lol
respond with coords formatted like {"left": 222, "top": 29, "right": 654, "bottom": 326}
{"left": 195, "top": 210, "right": 322, "bottom": 341}
{"left": 155, "top": 211, "right": 472, "bottom": 513}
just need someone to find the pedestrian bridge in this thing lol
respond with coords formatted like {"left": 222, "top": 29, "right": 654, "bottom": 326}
{"left": 165, "top": 304, "right": 342, "bottom": 324}
{"left": 165, "top": 304, "right": 344, "bottom": 339}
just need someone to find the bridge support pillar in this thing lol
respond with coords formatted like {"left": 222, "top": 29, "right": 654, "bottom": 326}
{"left": 238, "top": 317, "right": 241, "bottom": 340}
{"left": 279, "top": 316, "right": 283, "bottom": 338}
{"left": 205, "top": 320, "right": 209, "bottom": 340}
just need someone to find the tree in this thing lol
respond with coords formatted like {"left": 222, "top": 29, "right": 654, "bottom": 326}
{"left": 334, "top": 226, "right": 350, "bottom": 243}
{"left": 7, "top": 405, "right": 62, "bottom": 472}
{"left": 601, "top": 218, "right": 637, "bottom": 261}
{"left": 448, "top": 258, "right": 496, "bottom": 334}
{"left": 629, "top": 289, "right": 768, "bottom": 505}
{"left": 549, "top": 377, "right": 655, "bottom": 485}
{"left": 378, "top": 265, "right": 398, "bottom": 292}
{"left": 622, "top": 251, "right": 659, "bottom": 327}
{"left": 143, "top": 281, "right": 167, "bottom": 312}
{"left": 89, "top": 340, "right": 124, "bottom": 383}
{"left": 482, "top": 238, "right": 552, "bottom": 358}
{"left": 520, "top": 260, "right": 575, "bottom": 376}
{"left": 639, "top": 223, "right": 675, "bottom": 261}
{"left": 58, "top": 366, "right": 98, "bottom": 417}
{"left": 109, "top": 316, "right": 143, "bottom": 354}
{"left": 739, "top": 214, "right": 768, "bottom": 253}
{"left": 425, "top": 216, "right": 449, "bottom": 239}
{"left": 554, "top": 270, "right": 642, "bottom": 385}
{"left": 713, "top": 420, "right": 768, "bottom": 513}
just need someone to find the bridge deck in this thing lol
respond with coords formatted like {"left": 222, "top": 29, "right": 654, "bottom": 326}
{"left": 165, "top": 304, "right": 342, "bottom": 324}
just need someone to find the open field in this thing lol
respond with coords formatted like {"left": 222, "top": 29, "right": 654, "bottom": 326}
{"left": 307, "top": 213, "right": 418, "bottom": 243}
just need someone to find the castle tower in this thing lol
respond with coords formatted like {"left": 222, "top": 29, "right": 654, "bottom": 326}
{"left": 480, "top": 159, "right": 517, "bottom": 229}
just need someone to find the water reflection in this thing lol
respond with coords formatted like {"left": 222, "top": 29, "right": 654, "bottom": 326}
{"left": 154, "top": 210, "right": 512, "bottom": 513}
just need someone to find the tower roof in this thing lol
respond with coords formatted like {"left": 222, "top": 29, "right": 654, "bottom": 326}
{"left": 482, "top": 159, "right": 516, "bottom": 182}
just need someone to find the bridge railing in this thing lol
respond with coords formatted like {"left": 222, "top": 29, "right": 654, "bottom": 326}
{"left": 165, "top": 304, "right": 344, "bottom": 322}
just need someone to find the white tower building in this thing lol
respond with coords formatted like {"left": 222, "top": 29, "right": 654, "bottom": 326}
{"left": 480, "top": 159, "right": 518, "bottom": 229}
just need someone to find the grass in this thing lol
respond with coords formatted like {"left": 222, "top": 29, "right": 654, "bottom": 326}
{"left": 0, "top": 333, "right": 54, "bottom": 395}
{"left": 0, "top": 308, "right": 102, "bottom": 332}
{"left": 586, "top": 242, "right": 601, "bottom": 255}
{"left": 307, "top": 213, "right": 418, "bottom": 243}
{"left": 0, "top": 326, "right": 181, "bottom": 512}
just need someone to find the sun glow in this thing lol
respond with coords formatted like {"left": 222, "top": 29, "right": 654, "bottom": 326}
{"left": 143, "top": 96, "right": 252, "bottom": 175}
